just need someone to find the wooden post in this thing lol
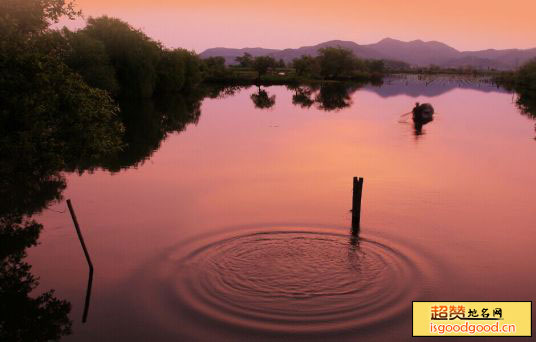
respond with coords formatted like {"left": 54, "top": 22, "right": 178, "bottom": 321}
{"left": 66, "top": 199, "right": 94, "bottom": 272}
{"left": 82, "top": 268, "right": 93, "bottom": 323}
{"left": 66, "top": 199, "right": 94, "bottom": 323}
{"left": 352, "top": 177, "right": 363, "bottom": 230}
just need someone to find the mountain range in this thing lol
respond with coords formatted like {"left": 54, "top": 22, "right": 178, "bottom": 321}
{"left": 200, "top": 38, "right": 536, "bottom": 70}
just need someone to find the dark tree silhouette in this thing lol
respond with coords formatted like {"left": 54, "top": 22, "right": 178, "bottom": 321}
{"left": 292, "top": 55, "right": 319, "bottom": 77}
{"left": 235, "top": 52, "right": 253, "bottom": 68}
{"left": 0, "top": 217, "right": 72, "bottom": 341}
{"left": 315, "top": 83, "right": 360, "bottom": 111}
{"left": 202, "top": 56, "right": 228, "bottom": 79}
{"left": 252, "top": 56, "right": 276, "bottom": 80}
{"left": 317, "top": 47, "right": 358, "bottom": 79}
{"left": 498, "top": 59, "right": 536, "bottom": 139}
{"left": 250, "top": 87, "right": 276, "bottom": 109}
{"left": 290, "top": 86, "right": 315, "bottom": 108}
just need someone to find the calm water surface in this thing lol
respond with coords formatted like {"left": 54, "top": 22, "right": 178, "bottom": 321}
{"left": 27, "top": 76, "right": 536, "bottom": 341}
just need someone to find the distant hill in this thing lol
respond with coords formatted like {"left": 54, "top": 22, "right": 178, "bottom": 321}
{"left": 363, "top": 38, "right": 460, "bottom": 66}
{"left": 200, "top": 38, "right": 536, "bottom": 70}
{"left": 461, "top": 48, "right": 536, "bottom": 69}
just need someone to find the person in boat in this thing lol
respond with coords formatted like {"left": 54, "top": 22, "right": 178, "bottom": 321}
{"left": 413, "top": 102, "right": 434, "bottom": 122}
{"left": 412, "top": 102, "right": 434, "bottom": 136}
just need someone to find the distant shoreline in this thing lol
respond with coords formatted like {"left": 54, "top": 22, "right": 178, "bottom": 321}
{"left": 202, "top": 69, "right": 499, "bottom": 87}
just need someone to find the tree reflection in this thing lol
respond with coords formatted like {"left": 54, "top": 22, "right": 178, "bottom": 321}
{"left": 70, "top": 90, "right": 205, "bottom": 173}
{"left": 0, "top": 172, "right": 66, "bottom": 219}
{"left": 290, "top": 85, "right": 315, "bottom": 108}
{"left": 204, "top": 85, "right": 247, "bottom": 99}
{"left": 288, "top": 83, "right": 362, "bottom": 112}
{"left": 0, "top": 149, "right": 72, "bottom": 340}
{"left": 250, "top": 87, "right": 276, "bottom": 109}
{"left": 315, "top": 83, "right": 358, "bottom": 111}
{"left": 0, "top": 85, "right": 217, "bottom": 339}
{"left": 514, "top": 91, "right": 536, "bottom": 140}
{"left": 0, "top": 216, "right": 72, "bottom": 341}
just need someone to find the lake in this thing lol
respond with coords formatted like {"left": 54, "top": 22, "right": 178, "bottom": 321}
{"left": 24, "top": 75, "right": 536, "bottom": 340}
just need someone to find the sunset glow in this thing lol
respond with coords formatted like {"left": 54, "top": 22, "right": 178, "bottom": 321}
{"left": 3, "top": 1, "right": 536, "bottom": 340}
{"left": 65, "top": 0, "right": 536, "bottom": 51}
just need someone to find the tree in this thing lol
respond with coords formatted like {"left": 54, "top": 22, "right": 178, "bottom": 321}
{"left": 155, "top": 49, "right": 188, "bottom": 94}
{"left": 252, "top": 56, "right": 276, "bottom": 79}
{"left": 235, "top": 52, "right": 253, "bottom": 67}
{"left": 173, "top": 49, "right": 203, "bottom": 91}
{"left": 62, "top": 29, "right": 119, "bottom": 96}
{"left": 364, "top": 60, "right": 384, "bottom": 73}
{"left": 82, "top": 16, "right": 162, "bottom": 98}
{"left": 202, "top": 56, "right": 227, "bottom": 79}
{"left": 317, "top": 47, "right": 357, "bottom": 79}
{"left": 0, "top": 0, "right": 124, "bottom": 176}
{"left": 516, "top": 58, "right": 536, "bottom": 91}
{"left": 292, "top": 55, "right": 319, "bottom": 77}
{"left": 0, "top": 0, "right": 80, "bottom": 37}
{"left": 155, "top": 48, "right": 202, "bottom": 95}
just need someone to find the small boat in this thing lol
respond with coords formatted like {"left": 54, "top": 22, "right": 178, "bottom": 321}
{"left": 412, "top": 102, "right": 434, "bottom": 122}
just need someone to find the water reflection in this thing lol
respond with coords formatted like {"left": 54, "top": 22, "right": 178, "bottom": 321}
{"left": 250, "top": 86, "right": 276, "bottom": 109}
{"left": 134, "top": 226, "right": 430, "bottom": 339}
{"left": 413, "top": 119, "right": 433, "bottom": 137}
{"left": 4, "top": 76, "right": 536, "bottom": 340}
{"left": 349, "top": 224, "right": 361, "bottom": 251}
{"left": 291, "top": 86, "right": 315, "bottom": 108}
{"left": 0, "top": 87, "right": 212, "bottom": 338}
{"left": 514, "top": 90, "right": 536, "bottom": 139}
{"left": 0, "top": 216, "right": 72, "bottom": 340}
{"left": 288, "top": 83, "right": 362, "bottom": 111}
{"left": 316, "top": 83, "right": 358, "bottom": 111}
{"left": 366, "top": 74, "right": 506, "bottom": 98}
{"left": 0, "top": 131, "right": 71, "bottom": 339}
{"left": 75, "top": 92, "right": 204, "bottom": 173}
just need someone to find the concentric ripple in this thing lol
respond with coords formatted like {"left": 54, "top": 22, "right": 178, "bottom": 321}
{"left": 146, "top": 226, "right": 434, "bottom": 335}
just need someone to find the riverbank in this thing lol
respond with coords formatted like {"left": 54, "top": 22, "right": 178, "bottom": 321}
{"left": 202, "top": 67, "right": 508, "bottom": 87}
{"left": 202, "top": 67, "right": 384, "bottom": 86}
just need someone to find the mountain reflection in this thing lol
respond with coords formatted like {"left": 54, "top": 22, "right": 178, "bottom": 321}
{"left": 365, "top": 75, "right": 507, "bottom": 98}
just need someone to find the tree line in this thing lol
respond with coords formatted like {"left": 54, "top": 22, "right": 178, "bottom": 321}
{"left": 494, "top": 59, "right": 536, "bottom": 139}
{"left": 495, "top": 59, "right": 536, "bottom": 117}
{"left": 0, "top": 2, "right": 215, "bottom": 339}
{"left": 0, "top": 0, "right": 389, "bottom": 182}
{"left": 223, "top": 48, "right": 385, "bottom": 82}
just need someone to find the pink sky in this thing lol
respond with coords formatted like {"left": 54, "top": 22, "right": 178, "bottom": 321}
{"left": 62, "top": 0, "right": 536, "bottom": 52}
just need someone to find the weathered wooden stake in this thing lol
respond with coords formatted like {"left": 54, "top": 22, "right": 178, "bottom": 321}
{"left": 66, "top": 199, "right": 94, "bottom": 323}
{"left": 67, "top": 199, "right": 94, "bottom": 272}
{"left": 352, "top": 177, "right": 363, "bottom": 230}
{"left": 82, "top": 268, "right": 93, "bottom": 323}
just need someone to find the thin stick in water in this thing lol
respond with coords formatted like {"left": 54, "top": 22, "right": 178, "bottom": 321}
{"left": 66, "top": 199, "right": 94, "bottom": 323}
